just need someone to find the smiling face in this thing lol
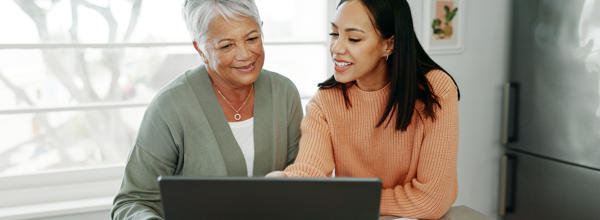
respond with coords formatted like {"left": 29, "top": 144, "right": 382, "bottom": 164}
{"left": 330, "top": 0, "right": 393, "bottom": 90}
{"left": 196, "top": 15, "right": 264, "bottom": 89}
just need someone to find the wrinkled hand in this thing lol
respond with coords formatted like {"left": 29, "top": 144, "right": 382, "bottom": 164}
{"left": 265, "top": 171, "right": 288, "bottom": 178}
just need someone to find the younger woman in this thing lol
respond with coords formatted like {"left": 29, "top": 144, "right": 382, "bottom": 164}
{"left": 268, "top": 0, "right": 460, "bottom": 218}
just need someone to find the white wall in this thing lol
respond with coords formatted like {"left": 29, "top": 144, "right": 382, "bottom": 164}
{"left": 409, "top": 0, "right": 512, "bottom": 219}
{"left": 30, "top": 0, "right": 512, "bottom": 219}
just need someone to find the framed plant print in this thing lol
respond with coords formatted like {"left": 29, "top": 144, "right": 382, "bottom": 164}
{"left": 423, "top": 0, "right": 465, "bottom": 54}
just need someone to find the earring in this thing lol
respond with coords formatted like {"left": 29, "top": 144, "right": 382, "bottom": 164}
{"left": 385, "top": 54, "right": 389, "bottom": 61}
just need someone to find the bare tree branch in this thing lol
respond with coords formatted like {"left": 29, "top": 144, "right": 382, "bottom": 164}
{"left": 105, "top": 0, "right": 142, "bottom": 100}
{"left": 0, "top": 73, "right": 34, "bottom": 105}
{"left": 13, "top": 0, "right": 49, "bottom": 41}
{"left": 0, "top": 72, "right": 68, "bottom": 164}
{"left": 14, "top": 0, "right": 92, "bottom": 102}
{"left": 123, "top": 0, "right": 142, "bottom": 42}
{"left": 69, "top": 0, "right": 100, "bottom": 100}
{"left": 6, "top": 0, "right": 144, "bottom": 171}
{"left": 79, "top": 0, "right": 118, "bottom": 42}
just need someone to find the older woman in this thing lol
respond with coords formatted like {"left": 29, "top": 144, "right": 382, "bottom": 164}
{"left": 111, "top": 0, "right": 303, "bottom": 219}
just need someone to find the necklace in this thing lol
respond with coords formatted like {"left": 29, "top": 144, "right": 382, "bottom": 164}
{"left": 216, "top": 85, "right": 254, "bottom": 121}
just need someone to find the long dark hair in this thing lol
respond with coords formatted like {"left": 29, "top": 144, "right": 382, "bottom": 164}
{"left": 318, "top": 0, "right": 460, "bottom": 131}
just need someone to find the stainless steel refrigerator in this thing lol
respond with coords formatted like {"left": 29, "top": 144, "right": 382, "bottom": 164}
{"left": 501, "top": 0, "right": 600, "bottom": 219}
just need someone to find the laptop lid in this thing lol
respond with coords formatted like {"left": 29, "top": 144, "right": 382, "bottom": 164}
{"left": 158, "top": 176, "right": 382, "bottom": 220}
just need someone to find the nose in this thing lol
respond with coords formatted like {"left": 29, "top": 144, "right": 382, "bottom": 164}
{"left": 330, "top": 38, "right": 346, "bottom": 57}
{"left": 235, "top": 43, "right": 253, "bottom": 61}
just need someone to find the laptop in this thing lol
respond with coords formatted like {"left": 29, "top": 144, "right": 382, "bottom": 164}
{"left": 158, "top": 176, "right": 382, "bottom": 220}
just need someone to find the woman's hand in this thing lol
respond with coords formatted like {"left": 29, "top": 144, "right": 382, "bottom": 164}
{"left": 265, "top": 171, "right": 288, "bottom": 178}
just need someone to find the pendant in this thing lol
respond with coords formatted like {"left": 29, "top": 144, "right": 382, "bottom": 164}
{"left": 234, "top": 113, "right": 242, "bottom": 121}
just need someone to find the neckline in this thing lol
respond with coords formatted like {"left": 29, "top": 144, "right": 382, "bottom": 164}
{"left": 228, "top": 117, "right": 254, "bottom": 126}
{"left": 352, "top": 82, "right": 391, "bottom": 96}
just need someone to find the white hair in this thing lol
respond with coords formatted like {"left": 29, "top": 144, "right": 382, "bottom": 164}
{"left": 182, "top": 0, "right": 262, "bottom": 54}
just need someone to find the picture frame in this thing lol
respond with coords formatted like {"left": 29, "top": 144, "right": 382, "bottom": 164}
{"left": 423, "top": 0, "right": 465, "bottom": 54}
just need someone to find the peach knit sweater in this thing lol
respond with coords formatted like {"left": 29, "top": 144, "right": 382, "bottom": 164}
{"left": 284, "top": 70, "right": 459, "bottom": 219}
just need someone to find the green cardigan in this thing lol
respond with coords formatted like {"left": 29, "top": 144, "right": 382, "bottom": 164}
{"left": 111, "top": 66, "right": 303, "bottom": 220}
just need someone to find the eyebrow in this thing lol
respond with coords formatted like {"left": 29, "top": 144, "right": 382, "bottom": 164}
{"left": 217, "top": 29, "right": 260, "bottom": 44}
{"left": 331, "top": 22, "right": 365, "bottom": 33}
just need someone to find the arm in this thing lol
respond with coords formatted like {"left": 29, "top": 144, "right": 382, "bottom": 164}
{"left": 111, "top": 103, "right": 180, "bottom": 220}
{"left": 380, "top": 81, "right": 459, "bottom": 219}
{"left": 283, "top": 95, "right": 335, "bottom": 177}
{"left": 285, "top": 82, "right": 304, "bottom": 166}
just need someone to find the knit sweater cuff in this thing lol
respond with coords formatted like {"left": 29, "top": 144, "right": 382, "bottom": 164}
{"left": 283, "top": 163, "right": 329, "bottom": 177}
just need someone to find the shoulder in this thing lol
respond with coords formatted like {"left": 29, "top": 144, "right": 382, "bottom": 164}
{"left": 306, "top": 86, "right": 346, "bottom": 113}
{"left": 313, "top": 87, "right": 340, "bottom": 102}
{"left": 425, "top": 69, "right": 458, "bottom": 98}
{"left": 155, "top": 73, "right": 189, "bottom": 100}
{"left": 314, "top": 83, "right": 356, "bottom": 102}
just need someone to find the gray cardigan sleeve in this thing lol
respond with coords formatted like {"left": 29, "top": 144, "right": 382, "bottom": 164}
{"left": 111, "top": 99, "right": 180, "bottom": 220}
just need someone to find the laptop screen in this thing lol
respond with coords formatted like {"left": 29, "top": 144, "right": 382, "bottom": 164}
{"left": 158, "top": 176, "right": 382, "bottom": 220}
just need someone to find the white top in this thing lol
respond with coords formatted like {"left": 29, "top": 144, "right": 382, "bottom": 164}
{"left": 228, "top": 117, "right": 255, "bottom": 176}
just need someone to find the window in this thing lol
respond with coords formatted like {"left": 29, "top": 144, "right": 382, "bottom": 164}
{"left": 0, "top": 0, "right": 336, "bottom": 217}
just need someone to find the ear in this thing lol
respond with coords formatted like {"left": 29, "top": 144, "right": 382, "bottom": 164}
{"left": 383, "top": 36, "right": 394, "bottom": 56}
{"left": 193, "top": 41, "right": 209, "bottom": 64}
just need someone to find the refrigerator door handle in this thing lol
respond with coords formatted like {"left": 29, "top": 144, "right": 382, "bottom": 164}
{"left": 501, "top": 82, "right": 520, "bottom": 144}
{"left": 499, "top": 155, "right": 507, "bottom": 215}
{"left": 499, "top": 153, "right": 517, "bottom": 215}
